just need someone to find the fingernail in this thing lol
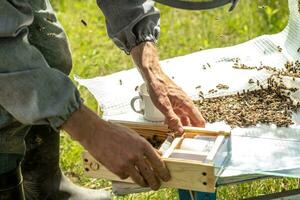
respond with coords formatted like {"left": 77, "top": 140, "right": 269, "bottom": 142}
{"left": 163, "top": 175, "right": 170, "bottom": 182}
{"left": 162, "top": 172, "right": 171, "bottom": 181}
{"left": 152, "top": 182, "right": 161, "bottom": 191}
{"left": 178, "top": 127, "right": 184, "bottom": 134}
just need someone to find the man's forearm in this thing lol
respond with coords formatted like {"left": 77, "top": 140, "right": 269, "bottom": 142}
{"left": 62, "top": 105, "right": 98, "bottom": 145}
{"left": 130, "top": 41, "right": 206, "bottom": 131}
{"left": 131, "top": 42, "right": 169, "bottom": 85}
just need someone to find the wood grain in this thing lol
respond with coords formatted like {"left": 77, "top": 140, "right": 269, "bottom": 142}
{"left": 83, "top": 152, "right": 216, "bottom": 192}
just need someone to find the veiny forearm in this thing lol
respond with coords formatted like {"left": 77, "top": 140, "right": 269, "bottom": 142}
{"left": 61, "top": 105, "right": 100, "bottom": 146}
{"left": 131, "top": 42, "right": 168, "bottom": 84}
{"left": 130, "top": 41, "right": 206, "bottom": 131}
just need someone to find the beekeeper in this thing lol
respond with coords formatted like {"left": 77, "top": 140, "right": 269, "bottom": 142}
{"left": 0, "top": 0, "right": 205, "bottom": 199}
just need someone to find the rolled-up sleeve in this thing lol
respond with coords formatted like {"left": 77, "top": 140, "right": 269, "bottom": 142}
{"left": 96, "top": 0, "right": 160, "bottom": 54}
{"left": 0, "top": 1, "right": 82, "bottom": 130}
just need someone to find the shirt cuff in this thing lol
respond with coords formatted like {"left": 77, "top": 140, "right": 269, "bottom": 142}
{"left": 47, "top": 90, "right": 83, "bottom": 131}
{"left": 109, "top": 12, "right": 160, "bottom": 54}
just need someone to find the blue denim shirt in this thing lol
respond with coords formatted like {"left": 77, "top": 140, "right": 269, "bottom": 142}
{"left": 0, "top": 0, "right": 160, "bottom": 130}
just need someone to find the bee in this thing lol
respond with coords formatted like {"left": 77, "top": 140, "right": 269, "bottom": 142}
{"left": 81, "top": 19, "right": 88, "bottom": 26}
{"left": 208, "top": 89, "right": 217, "bottom": 94}
{"left": 216, "top": 84, "right": 229, "bottom": 90}
{"left": 195, "top": 85, "right": 202, "bottom": 89}
{"left": 134, "top": 86, "right": 139, "bottom": 91}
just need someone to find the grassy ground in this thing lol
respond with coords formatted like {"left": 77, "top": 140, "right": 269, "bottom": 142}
{"left": 50, "top": 0, "right": 300, "bottom": 199}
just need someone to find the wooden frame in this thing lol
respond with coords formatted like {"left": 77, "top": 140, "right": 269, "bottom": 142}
{"left": 83, "top": 122, "right": 231, "bottom": 192}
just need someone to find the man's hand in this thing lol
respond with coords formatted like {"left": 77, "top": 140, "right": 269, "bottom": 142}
{"left": 62, "top": 105, "right": 170, "bottom": 190}
{"left": 147, "top": 73, "right": 206, "bottom": 131}
{"left": 131, "top": 42, "right": 206, "bottom": 133}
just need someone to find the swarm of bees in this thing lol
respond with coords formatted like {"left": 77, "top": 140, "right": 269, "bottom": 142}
{"left": 233, "top": 60, "right": 300, "bottom": 78}
{"left": 147, "top": 135, "right": 164, "bottom": 148}
{"left": 195, "top": 87, "right": 299, "bottom": 128}
{"left": 195, "top": 58, "right": 300, "bottom": 128}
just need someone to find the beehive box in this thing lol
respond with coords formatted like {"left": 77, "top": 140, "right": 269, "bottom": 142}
{"left": 83, "top": 122, "right": 231, "bottom": 192}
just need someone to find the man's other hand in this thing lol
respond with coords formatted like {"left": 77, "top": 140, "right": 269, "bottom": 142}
{"left": 62, "top": 105, "right": 171, "bottom": 190}
{"left": 131, "top": 42, "right": 206, "bottom": 133}
{"left": 148, "top": 74, "right": 206, "bottom": 133}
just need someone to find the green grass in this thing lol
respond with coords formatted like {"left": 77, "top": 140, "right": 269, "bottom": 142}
{"left": 49, "top": 0, "right": 299, "bottom": 199}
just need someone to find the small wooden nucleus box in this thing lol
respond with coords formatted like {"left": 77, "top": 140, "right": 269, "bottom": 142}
{"left": 83, "top": 122, "right": 231, "bottom": 192}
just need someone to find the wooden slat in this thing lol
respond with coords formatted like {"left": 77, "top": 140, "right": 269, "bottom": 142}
{"left": 110, "top": 120, "right": 169, "bottom": 132}
{"left": 206, "top": 136, "right": 225, "bottom": 162}
{"left": 110, "top": 120, "right": 230, "bottom": 138}
{"left": 163, "top": 158, "right": 215, "bottom": 192}
{"left": 169, "top": 150, "right": 207, "bottom": 161}
{"left": 183, "top": 127, "right": 231, "bottom": 137}
{"left": 83, "top": 152, "right": 216, "bottom": 192}
{"left": 162, "top": 138, "right": 183, "bottom": 158}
